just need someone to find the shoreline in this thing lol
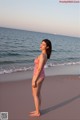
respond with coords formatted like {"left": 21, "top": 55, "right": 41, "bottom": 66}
{"left": 0, "top": 75, "right": 80, "bottom": 120}
{"left": 0, "top": 63, "right": 80, "bottom": 82}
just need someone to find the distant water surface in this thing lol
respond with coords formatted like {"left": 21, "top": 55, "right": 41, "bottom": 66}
{"left": 0, "top": 27, "right": 80, "bottom": 74}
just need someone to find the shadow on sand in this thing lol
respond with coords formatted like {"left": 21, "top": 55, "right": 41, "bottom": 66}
{"left": 41, "top": 94, "right": 80, "bottom": 115}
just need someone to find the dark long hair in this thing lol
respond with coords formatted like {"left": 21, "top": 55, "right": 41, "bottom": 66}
{"left": 42, "top": 39, "right": 52, "bottom": 59}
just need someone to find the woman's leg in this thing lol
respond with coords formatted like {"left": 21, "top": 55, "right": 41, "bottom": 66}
{"left": 37, "top": 78, "right": 44, "bottom": 107}
{"left": 29, "top": 92, "right": 41, "bottom": 114}
{"left": 30, "top": 77, "right": 44, "bottom": 116}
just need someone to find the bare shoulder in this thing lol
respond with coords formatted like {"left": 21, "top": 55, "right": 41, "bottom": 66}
{"left": 39, "top": 53, "right": 44, "bottom": 59}
{"left": 39, "top": 53, "right": 47, "bottom": 62}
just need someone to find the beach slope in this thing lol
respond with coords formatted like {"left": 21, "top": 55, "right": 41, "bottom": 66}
{"left": 0, "top": 75, "right": 80, "bottom": 120}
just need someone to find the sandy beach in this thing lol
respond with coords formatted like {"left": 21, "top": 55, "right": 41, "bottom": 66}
{"left": 0, "top": 75, "right": 80, "bottom": 120}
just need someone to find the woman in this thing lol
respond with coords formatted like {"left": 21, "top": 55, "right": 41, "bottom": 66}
{"left": 30, "top": 39, "right": 52, "bottom": 117}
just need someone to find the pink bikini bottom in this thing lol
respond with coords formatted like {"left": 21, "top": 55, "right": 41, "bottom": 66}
{"left": 33, "top": 68, "right": 45, "bottom": 79}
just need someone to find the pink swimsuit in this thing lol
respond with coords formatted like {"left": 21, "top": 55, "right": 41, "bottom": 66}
{"left": 33, "top": 57, "right": 45, "bottom": 79}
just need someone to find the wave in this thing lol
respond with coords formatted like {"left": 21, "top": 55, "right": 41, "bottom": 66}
{"left": 0, "top": 61, "right": 80, "bottom": 75}
{"left": 26, "top": 50, "right": 40, "bottom": 52}
{"left": 0, "top": 50, "right": 40, "bottom": 58}
{"left": 0, "top": 59, "right": 33, "bottom": 64}
{"left": 0, "top": 61, "right": 16, "bottom": 64}
{"left": 7, "top": 53, "right": 21, "bottom": 56}
{"left": 0, "top": 66, "right": 34, "bottom": 75}
{"left": 45, "top": 61, "right": 80, "bottom": 68}
{"left": 0, "top": 52, "right": 21, "bottom": 57}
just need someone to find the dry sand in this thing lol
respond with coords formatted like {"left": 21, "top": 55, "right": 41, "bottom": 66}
{"left": 0, "top": 75, "right": 80, "bottom": 120}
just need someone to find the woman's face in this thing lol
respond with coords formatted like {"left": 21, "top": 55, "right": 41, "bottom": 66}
{"left": 40, "top": 41, "right": 47, "bottom": 51}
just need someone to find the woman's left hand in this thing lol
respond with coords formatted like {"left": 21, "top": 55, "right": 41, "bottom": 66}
{"left": 32, "top": 81, "right": 37, "bottom": 88}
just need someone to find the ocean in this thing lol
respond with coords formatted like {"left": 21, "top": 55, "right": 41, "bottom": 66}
{"left": 0, "top": 27, "right": 80, "bottom": 80}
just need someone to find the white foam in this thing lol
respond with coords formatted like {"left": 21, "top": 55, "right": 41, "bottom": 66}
{"left": 0, "top": 61, "right": 80, "bottom": 75}
{"left": 46, "top": 61, "right": 80, "bottom": 67}
{"left": 0, "top": 66, "right": 34, "bottom": 75}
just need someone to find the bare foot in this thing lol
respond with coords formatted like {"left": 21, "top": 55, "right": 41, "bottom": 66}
{"left": 30, "top": 112, "right": 40, "bottom": 117}
{"left": 29, "top": 111, "right": 36, "bottom": 114}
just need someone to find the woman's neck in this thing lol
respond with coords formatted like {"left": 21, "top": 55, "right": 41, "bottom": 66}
{"left": 42, "top": 50, "right": 46, "bottom": 54}
{"left": 42, "top": 50, "right": 47, "bottom": 56}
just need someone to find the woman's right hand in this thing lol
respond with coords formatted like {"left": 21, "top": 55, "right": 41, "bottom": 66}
{"left": 32, "top": 81, "right": 37, "bottom": 88}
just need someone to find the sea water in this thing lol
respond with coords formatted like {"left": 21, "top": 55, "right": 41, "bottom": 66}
{"left": 0, "top": 27, "right": 80, "bottom": 81}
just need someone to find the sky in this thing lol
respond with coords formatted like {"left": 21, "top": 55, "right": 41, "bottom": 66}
{"left": 0, "top": 0, "right": 80, "bottom": 37}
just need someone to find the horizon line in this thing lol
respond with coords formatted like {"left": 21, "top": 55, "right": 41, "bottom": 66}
{"left": 0, "top": 26, "right": 80, "bottom": 39}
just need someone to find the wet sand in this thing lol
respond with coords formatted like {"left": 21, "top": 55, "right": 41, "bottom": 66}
{"left": 0, "top": 75, "right": 80, "bottom": 120}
